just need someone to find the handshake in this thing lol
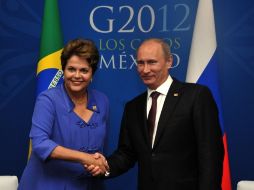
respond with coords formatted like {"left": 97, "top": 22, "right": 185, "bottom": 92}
{"left": 84, "top": 152, "right": 110, "bottom": 177}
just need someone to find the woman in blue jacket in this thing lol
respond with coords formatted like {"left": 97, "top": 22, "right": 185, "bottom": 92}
{"left": 19, "top": 38, "right": 109, "bottom": 190}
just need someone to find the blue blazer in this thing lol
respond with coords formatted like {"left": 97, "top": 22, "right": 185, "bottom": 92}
{"left": 19, "top": 84, "right": 109, "bottom": 190}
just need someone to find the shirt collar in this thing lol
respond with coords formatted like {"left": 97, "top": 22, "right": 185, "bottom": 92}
{"left": 147, "top": 75, "right": 173, "bottom": 100}
{"left": 61, "top": 83, "right": 100, "bottom": 113}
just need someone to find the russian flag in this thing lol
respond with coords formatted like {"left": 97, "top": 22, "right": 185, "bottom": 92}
{"left": 186, "top": 0, "right": 232, "bottom": 189}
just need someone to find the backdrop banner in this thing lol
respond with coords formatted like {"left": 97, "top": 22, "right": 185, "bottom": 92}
{"left": 69, "top": 1, "right": 197, "bottom": 189}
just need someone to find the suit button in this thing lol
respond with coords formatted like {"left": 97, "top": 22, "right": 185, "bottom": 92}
{"left": 151, "top": 153, "right": 156, "bottom": 157}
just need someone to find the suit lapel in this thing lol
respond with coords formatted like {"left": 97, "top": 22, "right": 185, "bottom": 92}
{"left": 153, "top": 79, "right": 183, "bottom": 149}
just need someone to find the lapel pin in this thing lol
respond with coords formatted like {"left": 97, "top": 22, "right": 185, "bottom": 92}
{"left": 173, "top": 93, "right": 179, "bottom": 97}
{"left": 92, "top": 105, "right": 97, "bottom": 111}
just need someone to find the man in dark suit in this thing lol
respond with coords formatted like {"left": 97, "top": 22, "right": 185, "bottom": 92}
{"left": 89, "top": 38, "right": 224, "bottom": 190}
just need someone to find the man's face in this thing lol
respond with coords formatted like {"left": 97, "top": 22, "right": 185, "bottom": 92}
{"left": 136, "top": 41, "right": 172, "bottom": 89}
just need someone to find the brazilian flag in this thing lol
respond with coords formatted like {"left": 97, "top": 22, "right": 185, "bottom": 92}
{"left": 36, "top": 0, "right": 63, "bottom": 96}
{"left": 29, "top": 0, "right": 63, "bottom": 158}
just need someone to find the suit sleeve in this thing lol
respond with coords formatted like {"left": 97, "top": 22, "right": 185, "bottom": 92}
{"left": 193, "top": 86, "right": 224, "bottom": 190}
{"left": 107, "top": 104, "right": 137, "bottom": 177}
{"left": 29, "top": 93, "right": 58, "bottom": 161}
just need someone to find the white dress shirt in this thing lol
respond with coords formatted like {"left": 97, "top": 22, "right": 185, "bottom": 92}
{"left": 147, "top": 75, "right": 173, "bottom": 147}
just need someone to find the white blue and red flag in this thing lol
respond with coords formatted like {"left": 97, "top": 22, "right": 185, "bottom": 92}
{"left": 186, "top": 0, "right": 232, "bottom": 189}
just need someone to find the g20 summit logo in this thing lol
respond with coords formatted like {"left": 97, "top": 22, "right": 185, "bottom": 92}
{"left": 88, "top": 3, "right": 193, "bottom": 70}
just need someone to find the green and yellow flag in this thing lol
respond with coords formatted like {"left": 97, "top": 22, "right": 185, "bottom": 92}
{"left": 29, "top": 0, "right": 63, "bottom": 158}
{"left": 36, "top": 0, "right": 63, "bottom": 95}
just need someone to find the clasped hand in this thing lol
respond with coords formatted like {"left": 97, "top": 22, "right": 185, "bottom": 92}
{"left": 84, "top": 152, "right": 109, "bottom": 176}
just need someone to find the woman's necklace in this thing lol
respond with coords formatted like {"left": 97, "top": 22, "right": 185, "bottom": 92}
{"left": 72, "top": 98, "right": 86, "bottom": 105}
{"left": 70, "top": 93, "right": 87, "bottom": 105}
{"left": 64, "top": 85, "right": 87, "bottom": 105}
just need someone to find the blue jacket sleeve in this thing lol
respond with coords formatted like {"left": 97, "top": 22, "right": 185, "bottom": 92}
{"left": 29, "top": 93, "right": 59, "bottom": 161}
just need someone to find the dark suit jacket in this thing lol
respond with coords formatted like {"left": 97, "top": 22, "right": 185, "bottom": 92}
{"left": 107, "top": 79, "right": 224, "bottom": 190}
